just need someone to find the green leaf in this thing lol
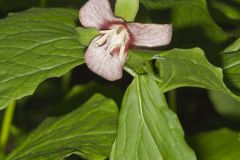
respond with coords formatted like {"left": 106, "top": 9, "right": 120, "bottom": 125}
{"left": 209, "top": 90, "right": 240, "bottom": 120}
{"left": 7, "top": 94, "right": 118, "bottom": 160}
{"left": 115, "top": 0, "right": 139, "bottom": 21}
{"left": 76, "top": 27, "right": 99, "bottom": 46}
{"left": 111, "top": 76, "right": 196, "bottom": 160}
{"left": 125, "top": 49, "right": 155, "bottom": 75}
{"left": 0, "top": 8, "right": 84, "bottom": 110}
{"left": 140, "top": 0, "right": 229, "bottom": 44}
{"left": 125, "top": 48, "right": 240, "bottom": 100}
{"left": 154, "top": 48, "right": 224, "bottom": 91}
{"left": 56, "top": 82, "right": 124, "bottom": 115}
{"left": 222, "top": 38, "right": 240, "bottom": 93}
{"left": 153, "top": 48, "right": 240, "bottom": 100}
{"left": 189, "top": 128, "right": 240, "bottom": 160}
{"left": 210, "top": 0, "right": 240, "bottom": 20}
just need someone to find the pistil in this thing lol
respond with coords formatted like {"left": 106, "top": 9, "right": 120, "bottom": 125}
{"left": 94, "top": 25, "right": 130, "bottom": 61}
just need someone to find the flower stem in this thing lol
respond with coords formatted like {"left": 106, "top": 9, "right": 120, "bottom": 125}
{"left": 62, "top": 72, "right": 72, "bottom": 92}
{"left": 168, "top": 90, "right": 177, "bottom": 112}
{"left": 0, "top": 101, "right": 16, "bottom": 153}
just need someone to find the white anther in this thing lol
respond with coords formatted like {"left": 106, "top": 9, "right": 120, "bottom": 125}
{"left": 95, "top": 25, "right": 129, "bottom": 60}
{"left": 94, "top": 34, "right": 108, "bottom": 47}
{"left": 100, "top": 29, "right": 115, "bottom": 34}
{"left": 119, "top": 45, "right": 125, "bottom": 61}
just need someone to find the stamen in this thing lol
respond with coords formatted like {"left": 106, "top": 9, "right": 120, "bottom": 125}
{"left": 100, "top": 29, "right": 115, "bottom": 34}
{"left": 95, "top": 25, "right": 130, "bottom": 61}
{"left": 119, "top": 45, "right": 125, "bottom": 61}
{"left": 94, "top": 34, "right": 108, "bottom": 47}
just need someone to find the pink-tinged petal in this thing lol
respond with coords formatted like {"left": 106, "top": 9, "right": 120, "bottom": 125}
{"left": 85, "top": 36, "right": 127, "bottom": 81}
{"left": 79, "top": 0, "right": 122, "bottom": 29}
{"left": 127, "top": 23, "right": 172, "bottom": 47}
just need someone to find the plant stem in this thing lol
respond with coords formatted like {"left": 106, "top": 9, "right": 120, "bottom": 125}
{"left": 62, "top": 72, "right": 72, "bottom": 92}
{"left": 169, "top": 90, "right": 177, "bottom": 112}
{"left": 39, "top": 0, "right": 47, "bottom": 7}
{"left": 0, "top": 101, "right": 16, "bottom": 153}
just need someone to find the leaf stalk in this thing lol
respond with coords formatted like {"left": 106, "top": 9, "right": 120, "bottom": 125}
{"left": 0, "top": 101, "right": 16, "bottom": 154}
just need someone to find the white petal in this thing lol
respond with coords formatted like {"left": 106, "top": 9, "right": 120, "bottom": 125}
{"left": 85, "top": 36, "right": 127, "bottom": 81}
{"left": 127, "top": 23, "right": 172, "bottom": 47}
{"left": 79, "top": 0, "right": 122, "bottom": 29}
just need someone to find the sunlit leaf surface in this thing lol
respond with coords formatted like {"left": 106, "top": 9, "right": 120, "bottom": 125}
{"left": 115, "top": 0, "right": 139, "bottom": 21}
{"left": 222, "top": 38, "right": 240, "bottom": 94}
{"left": 111, "top": 76, "right": 196, "bottom": 160}
{"left": 126, "top": 48, "right": 240, "bottom": 101}
{"left": 190, "top": 128, "right": 240, "bottom": 160}
{"left": 7, "top": 94, "right": 118, "bottom": 160}
{"left": 0, "top": 8, "right": 84, "bottom": 110}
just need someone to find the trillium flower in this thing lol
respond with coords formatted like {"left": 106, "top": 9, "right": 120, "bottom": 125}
{"left": 79, "top": 0, "right": 172, "bottom": 81}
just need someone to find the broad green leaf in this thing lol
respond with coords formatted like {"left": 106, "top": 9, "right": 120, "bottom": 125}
{"left": 140, "top": 0, "right": 229, "bottom": 44}
{"left": 154, "top": 48, "right": 225, "bottom": 92}
{"left": 223, "top": 38, "right": 240, "bottom": 52}
{"left": 0, "top": 8, "right": 84, "bottom": 110}
{"left": 189, "top": 128, "right": 240, "bottom": 160}
{"left": 7, "top": 94, "right": 118, "bottom": 160}
{"left": 222, "top": 38, "right": 240, "bottom": 93}
{"left": 76, "top": 27, "right": 99, "bottom": 46}
{"left": 111, "top": 76, "right": 196, "bottom": 160}
{"left": 115, "top": 0, "right": 139, "bottom": 21}
{"left": 153, "top": 48, "right": 240, "bottom": 100}
{"left": 125, "top": 48, "right": 240, "bottom": 100}
{"left": 125, "top": 49, "right": 155, "bottom": 75}
{"left": 209, "top": 90, "right": 240, "bottom": 120}
{"left": 56, "top": 82, "right": 124, "bottom": 115}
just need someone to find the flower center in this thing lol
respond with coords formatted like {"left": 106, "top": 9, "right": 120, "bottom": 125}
{"left": 94, "top": 25, "right": 130, "bottom": 60}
